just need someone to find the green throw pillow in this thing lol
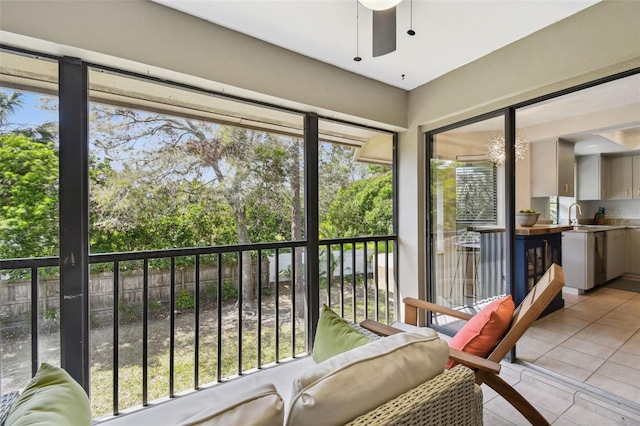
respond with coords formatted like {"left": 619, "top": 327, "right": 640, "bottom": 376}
{"left": 5, "top": 363, "right": 91, "bottom": 426}
{"left": 312, "top": 305, "right": 373, "bottom": 363}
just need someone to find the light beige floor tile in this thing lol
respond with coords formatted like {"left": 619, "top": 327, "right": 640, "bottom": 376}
{"left": 484, "top": 395, "right": 558, "bottom": 426}
{"left": 517, "top": 335, "right": 556, "bottom": 359}
{"left": 516, "top": 346, "right": 543, "bottom": 363}
{"left": 619, "top": 332, "right": 640, "bottom": 354}
{"left": 481, "top": 382, "right": 499, "bottom": 403}
{"left": 562, "top": 305, "right": 608, "bottom": 322}
{"left": 596, "top": 311, "right": 640, "bottom": 331}
{"left": 572, "top": 323, "right": 635, "bottom": 348}
{"left": 523, "top": 327, "right": 571, "bottom": 345}
{"left": 575, "top": 392, "right": 640, "bottom": 424}
{"left": 576, "top": 299, "right": 621, "bottom": 311}
{"left": 551, "top": 417, "right": 581, "bottom": 426}
{"left": 536, "top": 312, "right": 592, "bottom": 330}
{"left": 593, "top": 287, "right": 637, "bottom": 301}
{"left": 584, "top": 373, "right": 640, "bottom": 405}
{"left": 561, "top": 404, "right": 624, "bottom": 426}
{"left": 483, "top": 408, "right": 518, "bottom": 426}
{"left": 559, "top": 336, "right": 618, "bottom": 359}
{"left": 594, "top": 360, "right": 640, "bottom": 390}
{"left": 608, "top": 348, "right": 640, "bottom": 370}
{"left": 529, "top": 320, "right": 584, "bottom": 337}
{"left": 512, "top": 381, "right": 573, "bottom": 416}
{"left": 483, "top": 400, "right": 531, "bottom": 426}
{"left": 619, "top": 296, "right": 640, "bottom": 311}
{"left": 534, "top": 355, "right": 593, "bottom": 382}
{"left": 524, "top": 288, "right": 640, "bottom": 415}
{"left": 543, "top": 346, "right": 606, "bottom": 373}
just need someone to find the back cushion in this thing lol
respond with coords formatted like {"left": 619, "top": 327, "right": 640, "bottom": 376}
{"left": 286, "top": 330, "right": 448, "bottom": 426}
{"left": 179, "top": 383, "right": 283, "bottom": 426}
{"left": 5, "top": 363, "right": 91, "bottom": 426}
{"left": 312, "top": 305, "right": 373, "bottom": 363}
{"left": 446, "top": 294, "right": 515, "bottom": 369}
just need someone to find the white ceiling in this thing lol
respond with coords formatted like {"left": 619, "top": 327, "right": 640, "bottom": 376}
{"left": 152, "top": 0, "right": 600, "bottom": 91}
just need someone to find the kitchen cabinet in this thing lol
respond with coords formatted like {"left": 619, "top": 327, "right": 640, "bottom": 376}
{"left": 606, "top": 228, "right": 628, "bottom": 281}
{"left": 629, "top": 228, "right": 640, "bottom": 275}
{"left": 515, "top": 233, "right": 563, "bottom": 316}
{"left": 609, "top": 156, "right": 633, "bottom": 200}
{"left": 577, "top": 154, "right": 610, "bottom": 200}
{"left": 633, "top": 155, "right": 640, "bottom": 199}
{"left": 531, "top": 139, "right": 575, "bottom": 197}
{"left": 561, "top": 232, "right": 595, "bottom": 291}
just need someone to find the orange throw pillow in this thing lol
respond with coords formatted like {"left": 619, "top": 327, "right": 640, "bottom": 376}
{"left": 446, "top": 294, "right": 515, "bottom": 369}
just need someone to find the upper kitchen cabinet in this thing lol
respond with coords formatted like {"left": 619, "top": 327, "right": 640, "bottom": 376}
{"left": 609, "top": 155, "right": 640, "bottom": 200}
{"left": 531, "top": 139, "right": 575, "bottom": 197}
{"left": 633, "top": 154, "right": 640, "bottom": 199}
{"left": 577, "top": 154, "right": 610, "bottom": 200}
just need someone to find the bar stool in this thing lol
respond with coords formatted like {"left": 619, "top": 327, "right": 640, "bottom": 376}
{"left": 451, "top": 241, "right": 480, "bottom": 301}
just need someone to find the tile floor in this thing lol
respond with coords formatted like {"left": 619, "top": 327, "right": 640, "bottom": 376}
{"left": 483, "top": 283, "right": 640, "bottom": 425}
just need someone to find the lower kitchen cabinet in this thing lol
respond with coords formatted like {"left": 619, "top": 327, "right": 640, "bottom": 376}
{"left": 562, "top": 232, "right": 595, "bottom": 291}
{"left": 606, "top": 228, "right": 628, "bottom": 281}
{"left": 515, "top": 233, "right": 564, "bottom": 316}
{"left": 628, "top": 228, "right": 640, "bottom": 275}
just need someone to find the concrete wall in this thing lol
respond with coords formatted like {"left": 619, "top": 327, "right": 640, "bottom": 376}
{"left": 397, "top": 1, "right": 640, "bottom": 307}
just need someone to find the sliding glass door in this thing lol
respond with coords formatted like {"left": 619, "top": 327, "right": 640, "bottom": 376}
{"left": 428, "top": 114, "right": 509, "bottom": 334}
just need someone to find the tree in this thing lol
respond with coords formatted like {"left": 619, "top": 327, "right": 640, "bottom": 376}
{"left": 0, "top": 133, "right": 59, "bottom": 259}
{"left": 90, "top": 105, "right": 297, "bottom": 312}
{"left": 0, "top": 91, "right": 59, "bottom": 261}
{"left": 325, "top": 172, "right": 393, "bottom": 237}
{"left": 0, "top": 92, "right": 57, "bottom": 144}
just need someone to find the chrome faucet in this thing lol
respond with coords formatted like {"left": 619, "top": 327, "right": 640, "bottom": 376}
{"left": 569, "top": 203, "right": 582, "bottom": 226}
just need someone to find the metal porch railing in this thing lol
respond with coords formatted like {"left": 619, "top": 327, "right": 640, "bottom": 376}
{"left": 0, "top": 235, "right": 396, "bottom": 418}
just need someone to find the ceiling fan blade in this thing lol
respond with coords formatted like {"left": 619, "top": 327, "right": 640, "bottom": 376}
{"left": 372, "top": 7, "right": 396, "bottom": 57}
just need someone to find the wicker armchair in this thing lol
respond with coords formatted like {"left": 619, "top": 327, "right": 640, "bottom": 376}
{"left": 348, "top": 365, "right": 483, "bottom": 426}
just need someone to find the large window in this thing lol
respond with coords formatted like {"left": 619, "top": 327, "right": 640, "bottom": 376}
{"left": 0, "top": 49, "right": 60, "bottom": 393}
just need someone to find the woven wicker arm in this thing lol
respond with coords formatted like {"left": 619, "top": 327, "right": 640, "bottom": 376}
{"left": 346, "top": 365, "right": 482, "bottom": 426}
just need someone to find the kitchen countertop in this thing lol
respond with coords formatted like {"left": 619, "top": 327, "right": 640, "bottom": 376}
{"left": 564, "top": 225, "right": 631, "bottom": 233}
{"left": 468, "top": 224, "right": 573, "bottom": 236}
{"left": 469, "top": 224, "right": 640, "bottom": 235}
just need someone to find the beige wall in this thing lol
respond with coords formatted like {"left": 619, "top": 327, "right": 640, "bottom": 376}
{"left": 0, "top": 0, "right": 407, "bottom": 130}
{"left": 397, "top": 0, "right": 640, "bottom": 306}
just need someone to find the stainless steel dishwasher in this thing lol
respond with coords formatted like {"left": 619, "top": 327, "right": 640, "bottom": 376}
{"left": 594, "top": 231, "right": 607, "bottom": 286}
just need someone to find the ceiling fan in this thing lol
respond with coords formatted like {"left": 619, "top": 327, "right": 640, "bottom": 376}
{"left": 359, "top": 0, "right": 414, "bottom": 57}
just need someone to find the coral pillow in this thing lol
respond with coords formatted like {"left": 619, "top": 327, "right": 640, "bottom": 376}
{"left": 446, "top": 294, "right": 515, "bottom": 369}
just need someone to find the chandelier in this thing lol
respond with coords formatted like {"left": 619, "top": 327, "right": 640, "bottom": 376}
{"left": 486, "top": 135, "right": 528, "bottom": 166}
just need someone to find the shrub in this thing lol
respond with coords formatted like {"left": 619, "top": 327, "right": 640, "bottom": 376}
{"left": 176, "top": 290, "right": 195, "bottom": 311}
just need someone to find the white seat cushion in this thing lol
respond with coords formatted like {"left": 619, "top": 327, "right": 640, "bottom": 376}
{"left": 103, "top": 357, "right": 316, "bottom": 425}
{"left": 286, "top": 329, "right": 448, "bottom": 426}
{"left": 178, "top": 383, "right": 283, "bottom": 426}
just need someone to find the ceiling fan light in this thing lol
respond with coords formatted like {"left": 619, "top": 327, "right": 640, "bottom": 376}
{"left": 359, "top": 0, "right": 401, "bottom": 11}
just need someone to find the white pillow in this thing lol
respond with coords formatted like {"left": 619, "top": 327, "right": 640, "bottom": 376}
{"left": 179, "top": 383, "right": 283, "bottom": 426}
{"left": 286, "top": 330, "right": 448, "bottom": 426}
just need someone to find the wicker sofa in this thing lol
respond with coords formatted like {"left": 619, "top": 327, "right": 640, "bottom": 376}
{"left": 103, "top": 329, "right": 484, "bottom": 426}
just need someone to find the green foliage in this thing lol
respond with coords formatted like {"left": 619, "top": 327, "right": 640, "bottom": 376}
{"left": 325, "top": 172, "right": 392, "bottom": 238}
{"left": 221, "top": 279, "right": 238, "bottom": 301}
{"left": 40, "top": 307, "right": 60, "bottom": 332}
{"left": 118, "top": 301, "right": 140, "bottom": 323}
{"left": 202, "top": 280, "right": 239, "bottom": 303}
{"left": 431, "top": 160, "right": 458, "bottom": 232}
{"left": 0, "top": 133, "right": 59, "bottom": 259}
{"left": 176, "top": 289, "right": 195, "bottom": 311}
